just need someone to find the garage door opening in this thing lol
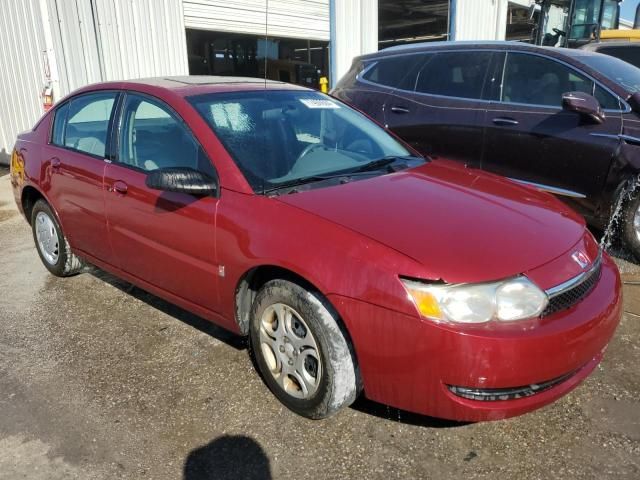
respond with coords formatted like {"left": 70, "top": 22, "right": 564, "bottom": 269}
{"left": 186, "top": 29, "right": 329, "bottom": 90}
{"left": 379, "top": 0, "right": 451, "bottom": 49}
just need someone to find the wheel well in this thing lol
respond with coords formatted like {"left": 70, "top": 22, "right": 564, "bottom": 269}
{"left": 235, "top": 266, "right": 318, "bottom": 335}
{"left": 21, "top": 186, "right": 45, "bottom": 225}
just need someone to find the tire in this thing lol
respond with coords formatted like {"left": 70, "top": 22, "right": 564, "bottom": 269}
{"left": 618, "top": 186, "right": 640, "bottom": 262}
{"left": 31, "top": 199, "right": 84, "bottom": 277}
{"left": 249, "top": 279, "right": 360, "bottom": 419}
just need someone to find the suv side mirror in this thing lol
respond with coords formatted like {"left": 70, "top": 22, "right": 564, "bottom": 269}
{"left": 145, "top": 167, "right": 218, "bottom": 197}
{"left": 562, "top": 91, "right": 605, "bottom": 124}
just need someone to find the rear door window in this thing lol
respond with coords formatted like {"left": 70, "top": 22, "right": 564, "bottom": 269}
{"left": 414, "top": 51, "right": 492, "bottom": 99}
{"left": 64, "top": 93, "right": 117, "bottom": 157}
{"left": 361, "top": 54, "right": 425, "bottom": 90}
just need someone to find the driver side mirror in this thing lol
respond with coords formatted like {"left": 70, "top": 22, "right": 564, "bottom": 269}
{"left": 145, "top": 167, "right": 218, "bottom": 197}
{"left": 562, "top": 91, "right": 605, "bottom": 124}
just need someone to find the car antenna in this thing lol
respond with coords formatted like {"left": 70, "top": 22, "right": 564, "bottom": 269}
{"left": 264, "top": 0, "right": 269, "bottom": 89}
{"left": 262, "top": 0, "right": 269, "bottom": 195}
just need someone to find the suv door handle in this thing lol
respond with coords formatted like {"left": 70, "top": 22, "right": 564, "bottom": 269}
{"left": 50, "top": 157, "right": 61, "bottom": 170}
{"left": 493, "top": 117, "right": 519, "bottom": 126}
{"left": 390, "top": 106, "right": 410, "bottom": 114}
{"left": 110, "top": 181, "right": 128, "bottom": 195}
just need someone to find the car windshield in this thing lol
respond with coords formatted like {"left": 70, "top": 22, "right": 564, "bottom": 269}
{"left": 188, "top": 90, "right": 416, "bottom": 192}
{"left": 579, "top": 54, "right": 640, "bottom": 93}
{"left": 594, "top": 46, "right": 640, "bottom": 70}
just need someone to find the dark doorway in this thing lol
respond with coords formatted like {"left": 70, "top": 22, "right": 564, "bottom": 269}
{"left": 378, "top": 0, "right": 451, "bottom": 49}
{"left": 186, "top": 29, "right": 329, "bottom": 89}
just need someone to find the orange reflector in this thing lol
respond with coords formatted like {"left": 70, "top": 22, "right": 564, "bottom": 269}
{"left": 410, "top": 290, "right": 442, "bottom": 319}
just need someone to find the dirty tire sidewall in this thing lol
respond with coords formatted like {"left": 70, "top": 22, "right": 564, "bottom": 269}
{"left": 31, "top": 199, "right": 83, "bottom": 277}
{"left": 621, "top": 191, "right": 640, "bottom": 262}
{"left": 250, "top": 279, "right": 359, "bottom": 419}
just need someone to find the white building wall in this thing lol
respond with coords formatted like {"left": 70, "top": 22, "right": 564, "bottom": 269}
{"left": 454, "top": 0, "right": 520, "bottom": 41}
{"left": 183, "top": 0, "right": 330, "bottom": 40}
{"left": 0, "top": 0, "right": 188, "bottom": 163}
{"left": 92, "top": 0, "right": 189, "bottom": 80}
{"left": 0, "top": 0, "right": 48, "bottom": 164}
{"left": 330, "top": 0, "right": 377, "bottom": 85}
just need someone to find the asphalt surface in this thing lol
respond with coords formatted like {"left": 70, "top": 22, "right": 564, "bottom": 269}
{"left": 0, "top": 174, "right": 639, "bottom": 480}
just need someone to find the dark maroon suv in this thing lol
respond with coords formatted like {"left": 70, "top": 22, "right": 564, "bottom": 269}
{"left": 332, "top": 41, "right": 640, "bottom": 259}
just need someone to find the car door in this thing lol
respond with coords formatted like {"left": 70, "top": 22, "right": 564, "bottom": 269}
{"left": 383, "top": 50, "right": 495, "bottom": 166}
{"left": 340, "top": 53, "right": 425, "bottom": 124}
{"left": 42, "top": 91, "right": 119, "bottom": 263}
{"left": 481, "top": 51, "right": 623, "bottom": 215}
{"left": 104, "top": 93, "right": 220, "bottom": 312}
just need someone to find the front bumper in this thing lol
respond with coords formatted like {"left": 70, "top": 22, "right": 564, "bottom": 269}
{"left": 329, "top": 253, "right": 622, "bottom": 422}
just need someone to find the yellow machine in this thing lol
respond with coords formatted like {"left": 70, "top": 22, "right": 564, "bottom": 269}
{"left": 599, "top": 29, "right": 640, "bottom": 42}
{"left": 534, "top": 0, "right": 622, "bottom": 47}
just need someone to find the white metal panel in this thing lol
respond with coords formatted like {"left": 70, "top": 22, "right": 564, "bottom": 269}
{"left": 46, "top": 0, "right": 188, "bottom": 90}
{"left": 0, "top": 0, "right": 47, "bottom": 162}
{"left": 93, "top": 0, "right": 189, "bottom": 80}
{"left": 330, "top": 0, "right": 377, "bottom": 85}
{"left": 454, "top": 0, "right": 512, "bottom": 41}
{"left": 45, "top": 0, "right": 103, "bottom": 93}
{"left": 184, "top": 0, "right": 330, "bottom": 41}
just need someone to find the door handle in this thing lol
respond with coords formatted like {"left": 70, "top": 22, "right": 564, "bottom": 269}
{"left": 390, "top": 106, "right": 410, "bottom": 114}
{"left": 50, "top": 157, "right": 61, "bottom": 170}
{"left": 111, "top": 181, "right": 128, "bottom": 195}
{"left": 493, "top": 117, "right": 519, "bottom": 126}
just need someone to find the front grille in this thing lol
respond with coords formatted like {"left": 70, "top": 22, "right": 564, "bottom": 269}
{"left": 447, "top": 371, "right": 576, "bottom": 402}
{"left": 542, "top": 256, "right": 602, "bottom": 317}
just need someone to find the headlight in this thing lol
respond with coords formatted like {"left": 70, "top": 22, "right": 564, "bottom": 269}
{"left": 400, "top": 276, "right": 548, "bottom": 324}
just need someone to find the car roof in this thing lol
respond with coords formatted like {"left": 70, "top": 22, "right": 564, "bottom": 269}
{"left": 73, "top": 76, "right": 310, "bottom": 98}
{"left": 359, "top": 40, "right": 606, "bottom": 61}
{"left": 357, "top": 40, "right": 634, "bottom": 97}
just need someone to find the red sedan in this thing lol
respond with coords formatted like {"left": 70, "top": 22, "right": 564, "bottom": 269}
{"left": 9, "top": 77, "right": 621, "bottom": 421}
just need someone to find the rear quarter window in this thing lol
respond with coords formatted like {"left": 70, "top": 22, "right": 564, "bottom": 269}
{"left": 51, "top": 103, "right": 69, "bottom": 146}
{"left": 361, "top": 54, "right": 425, "bottom": 90}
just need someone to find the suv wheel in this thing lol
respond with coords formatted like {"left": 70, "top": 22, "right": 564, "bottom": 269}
{"left": 249, "top": 279, "right": 360, "bottom": 419}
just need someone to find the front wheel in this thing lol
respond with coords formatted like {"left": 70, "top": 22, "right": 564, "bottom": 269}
{"left": 31, "top": 199, "right": 84, "bottom": 277}
{"left": 249, "top": 279, "right": 360, "bottom": 419}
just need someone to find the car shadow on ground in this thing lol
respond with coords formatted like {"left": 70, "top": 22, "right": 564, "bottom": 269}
{"left": 183, "top": 435, "right": 272, "bottom": 480}
{"left": 88, "top": 267, "right": 247, "bottom": 351}
{"left": 90, "top": 267, "right": 471, "bottom": 430}
{"left": 351, "top": 396, "right": 470, "bottom": 428}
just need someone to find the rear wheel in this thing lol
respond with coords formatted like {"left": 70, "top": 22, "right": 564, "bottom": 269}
{"left": 31, "top": 199, "right": 84, "bottom": 277}
{"left": 249, "top": 279, "right": 360, "bottom": 419}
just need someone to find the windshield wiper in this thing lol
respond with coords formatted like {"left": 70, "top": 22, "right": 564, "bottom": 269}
{"left": 262, "top": 171, "right": 378, "bottom": 195}
{"left": 262, "top": 155, "right": 422, "bottom": 195}
{"left": 350, "top": 156, "right": 403, "bottom": 173}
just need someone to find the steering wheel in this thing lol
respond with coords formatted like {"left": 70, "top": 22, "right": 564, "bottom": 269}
{"left": 553, "top": 28, "right": 567, "bottom": 37}
{"left": 296, "top": 142, "right": 325, "bottom": 162}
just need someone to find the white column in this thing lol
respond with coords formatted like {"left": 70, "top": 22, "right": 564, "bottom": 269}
{"left": 39, "top": 0, "right": 62, "bottom": 100}
{"left": 330, "top": 0, "right": 378, "bottom": 86}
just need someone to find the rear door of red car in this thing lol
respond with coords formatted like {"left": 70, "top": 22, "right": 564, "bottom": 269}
{"left": 104, "top": 92, "right": 220, "bottom": 312}
{"left": 43, "top": 91, "right": 119, "bottom": 263}
{"left": 383, "top": 49, "right": 494, "bottom": 166}
{"left": 481, "top": 51, "right": 623, "bottom": 216}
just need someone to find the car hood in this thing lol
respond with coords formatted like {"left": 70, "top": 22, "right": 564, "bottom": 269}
{"left": 275, "top": 160, "right": 589, "bottom": 285}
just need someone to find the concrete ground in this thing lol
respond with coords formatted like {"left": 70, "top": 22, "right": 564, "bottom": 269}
{"left": 0, "top": 174, "right": 638, "bottom": 480}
